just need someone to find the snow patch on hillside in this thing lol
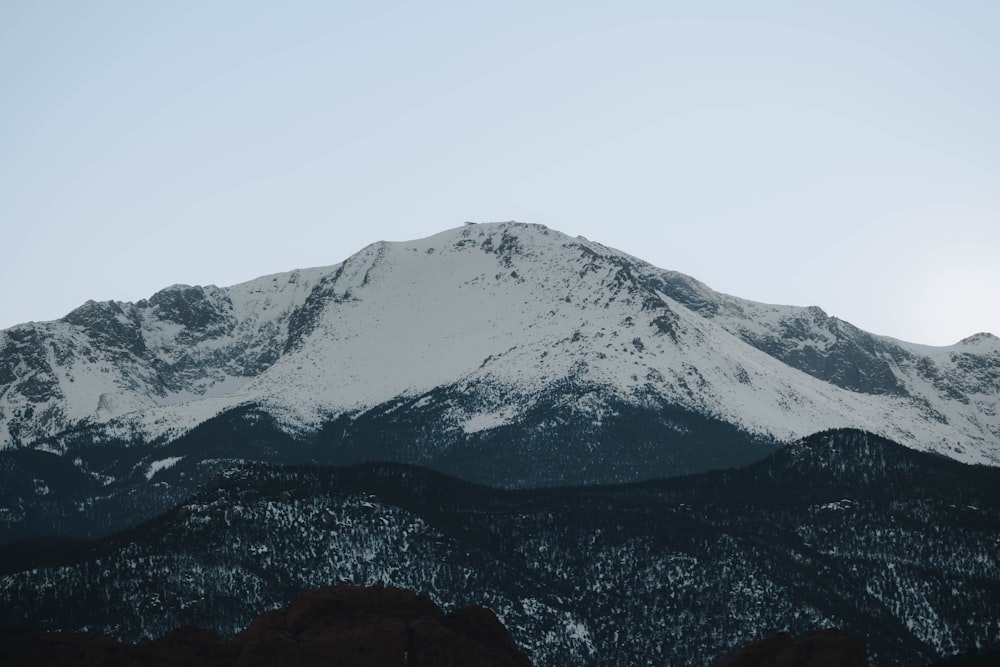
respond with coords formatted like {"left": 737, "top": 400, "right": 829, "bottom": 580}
{"left": 146, "top": 456, "right": 184, "bottom": 480}
{"left": 462, "top": 407, "right": 520, "bottom": 434}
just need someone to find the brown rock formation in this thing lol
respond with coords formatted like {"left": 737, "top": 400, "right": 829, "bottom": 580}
{"left": 715, "top": 628, "right": 867, "bottom": 667}
{"left": 0, "top": 585, "right": 532, "bottom": 667}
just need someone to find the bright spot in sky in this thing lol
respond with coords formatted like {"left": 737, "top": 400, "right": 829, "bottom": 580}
{"left": 890, "top": 243, "right": 1000, "bottom": 346}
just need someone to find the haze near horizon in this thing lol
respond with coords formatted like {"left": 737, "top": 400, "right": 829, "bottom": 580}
{"left": 1, "top": 1, "right": 998, "bottom": 345}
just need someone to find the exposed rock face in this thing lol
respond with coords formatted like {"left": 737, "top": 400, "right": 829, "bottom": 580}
{"left": 716, "top": 629, "right": 867, "bottom": 667}
{"left": 0, "top": 585, "right": 531, "bottom": 667}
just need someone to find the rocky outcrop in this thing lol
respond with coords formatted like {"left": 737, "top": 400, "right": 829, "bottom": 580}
{"left": 0, "top": 585, "right": 531, "bottom": 667}
{"left": 716, "top": 629, "right": 867, "bottom": 667}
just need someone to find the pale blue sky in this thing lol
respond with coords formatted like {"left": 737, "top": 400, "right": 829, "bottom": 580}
{"left": 2, "top": 1, "right": 998, "bottom": 345}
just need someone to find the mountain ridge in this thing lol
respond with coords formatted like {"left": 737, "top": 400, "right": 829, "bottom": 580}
{"left": 3, "top": 429, "right": 997, "bottom": 666}
{"left": 1, "top": 222, "right": 998, "bottom": 471}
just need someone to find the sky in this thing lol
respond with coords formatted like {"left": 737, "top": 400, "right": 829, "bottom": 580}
{"left": 1, "top": 1, "right": 998, "bottom": 346}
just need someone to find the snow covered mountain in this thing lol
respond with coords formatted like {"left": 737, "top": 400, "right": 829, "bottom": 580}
{"left": 1, "top": 222, "right": 998, "bottom": 477}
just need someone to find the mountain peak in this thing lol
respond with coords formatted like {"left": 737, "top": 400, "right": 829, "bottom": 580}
{"left": 958, "top": 332, "right": 1000, "bottom": 347}
{"left": 1, "top": 223, "right": 998, "bottom": 474}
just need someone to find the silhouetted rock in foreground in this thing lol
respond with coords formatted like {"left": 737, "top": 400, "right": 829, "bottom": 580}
{"left": 716, "top": 629, "right": 867, "bottom": 667}
{"left": 929, "top": 649, "right": 1000, "bottom": 666}
{"left": 0, "top": 585, "right": 532, "bottom": 666}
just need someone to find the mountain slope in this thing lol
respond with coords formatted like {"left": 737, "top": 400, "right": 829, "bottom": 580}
{"left": 3, "top": 430, "right": 997, "bottom": 666}
{"left": 1, "top": 222, "right": 997, "bottom": 473}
